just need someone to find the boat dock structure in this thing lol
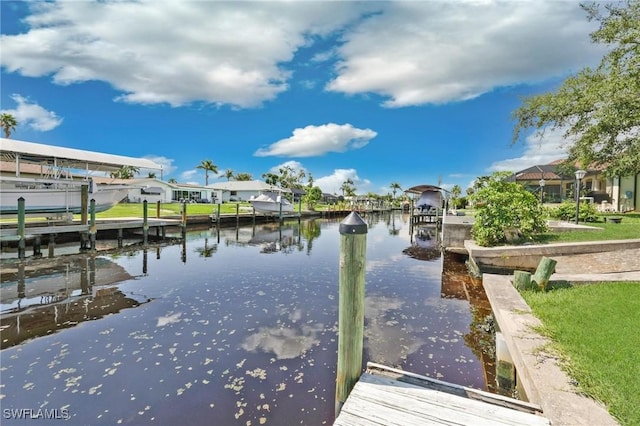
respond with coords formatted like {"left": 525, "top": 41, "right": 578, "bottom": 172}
{"left": 334, "top": 363, "right": 550, "bottom": 426}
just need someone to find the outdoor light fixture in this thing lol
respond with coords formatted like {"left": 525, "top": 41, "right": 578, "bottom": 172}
{"left": 539, "top": 178, "right": 546, "bottom": 203}
{"left": 574, "top": 169, "right": 586, "bottom": 224}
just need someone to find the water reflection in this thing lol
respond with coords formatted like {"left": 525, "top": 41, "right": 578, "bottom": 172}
{"left": 0, "top": 214, "right": 497, "bottom": 425}
{"left": 0, "top": 255, "right": 151, "bottom": 349}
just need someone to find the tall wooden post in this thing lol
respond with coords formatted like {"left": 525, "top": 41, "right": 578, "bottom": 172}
{"left": 81, "top": 184, "right": 89, "bottom": 225}
{"left": 89, "top": 199, "right": 96, "bottom": 251}
{"left": 335, "top": 211, "right": 368, "bottom": 417}
{"left": 48, "top": 234, "right": 56, "bottom": 258}
{"left": 156, "top": 200, "right": 161, "bottom": 219}
{"left": 181, "top": 200, "right": 188, "bottom": 236}
{"left": 236, "top": 203, "right": 240, "bottom": 227}
{"left": 143, "top": 200, "right": 149, "bottom": 246}
{"left": 17, "top": 197, "right": 26, "bottom": 259}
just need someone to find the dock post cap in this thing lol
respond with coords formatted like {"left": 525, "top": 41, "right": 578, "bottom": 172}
{"left": 339, "top": 211, "right": 367, "bottom": 235}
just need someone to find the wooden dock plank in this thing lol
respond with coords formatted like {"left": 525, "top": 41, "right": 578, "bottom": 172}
{"left": 334, "top": 364, "right": 551, "bottom": 426}
{"left": 335, "top": 373, "right": 549, "bottom": 426}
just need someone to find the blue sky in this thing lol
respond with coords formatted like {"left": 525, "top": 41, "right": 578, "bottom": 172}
{"left": 1, "top": 1, "right": 606, "bottom": 195}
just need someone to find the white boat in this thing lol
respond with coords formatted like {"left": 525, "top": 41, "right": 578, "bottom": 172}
{"left": 249, "top": 191, "right": 294, "bottom": 214}
{"left": 0, "top": 176, "right": 130, "bottom": 216}
{"left": 405, "top": 185, "right": 443, "bottom": 213}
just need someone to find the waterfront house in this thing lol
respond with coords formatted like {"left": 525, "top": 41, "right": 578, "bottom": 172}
{"left": 511, "top": 160, "right": 639, "bottom": 212}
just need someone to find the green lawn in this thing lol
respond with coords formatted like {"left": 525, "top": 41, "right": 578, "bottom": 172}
{"left": 522, "top": 283, "right": 640, "bottom": 425}
{"left": 534, "top": 212, "right": 640, "bottom": 243}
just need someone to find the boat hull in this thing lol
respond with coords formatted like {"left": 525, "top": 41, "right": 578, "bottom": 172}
{"left": 250, "top": 200, "right": 295, "bottom": 214}
{"left": 0, "top": 181, "right": 129, "bottom": 216}
{"left": 248, "top": 191, "right": 294, "bottom": 214}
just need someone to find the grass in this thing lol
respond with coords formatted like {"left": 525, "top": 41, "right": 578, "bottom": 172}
{"left": 93, "top": 202, "right": 242, "bottom": 218}
{"left": 534, "top": 212, "right": 640, "bottom": 243}
{"left": 521, "top": 283, "right": 640, "bottom": 425}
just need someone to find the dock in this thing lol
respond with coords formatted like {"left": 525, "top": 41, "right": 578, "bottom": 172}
{"left": 334, "top": 363, "right": 550, "bottom": 426}
{"left": 0, "top": 217, "right": 180, "bottom": 257}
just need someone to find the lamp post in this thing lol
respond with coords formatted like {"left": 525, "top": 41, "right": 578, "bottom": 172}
{"left": 539, "top": 178, "right": 545, "bottom": 204}
{"left": 574, "top": 170, "right": 586, "bottom": 224}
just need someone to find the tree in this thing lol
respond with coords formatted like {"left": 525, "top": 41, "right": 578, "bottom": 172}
{"left": 0, "top": 113, "right": 18, "bottom": 138}
{"left": 110, "top": 165, "right": 139, "bottom": 179}
{"left": 389, "top": 182, "right": 402, "bottom": 203}
{"left": 340, "top": 179, "right": 356, "bottom": 197}
{"left": 224, "top": 169, "right": 234, "bottom": 181}
{"left": 469, "top": 172, "right": 548, "bottom": 246}
{"left": 450, "top": 185, "right": 462, "bottom": 209}
{"left": 302, "top": 186, "right": 323, "bottom": 210}
{"left": 262, "top": 172, "right": 279, "bottom": 186}
{"left": 196, "top": 159, "right": 218, "bottom": 186}
{"left": 235, "top": 172, "right": 252, "bottom": 181}
{"left": 513, "top": 1, "right": 640, "bottom": 178}
{"left": 148, "top": 172, "right": 157, "bottom": 178}
{"left": 168, "top": 178, "right": 177, "bottom": 184}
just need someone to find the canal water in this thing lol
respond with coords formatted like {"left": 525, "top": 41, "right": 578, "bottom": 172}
{"left": 0, "top": 213, "right": 493, "bottom": 425}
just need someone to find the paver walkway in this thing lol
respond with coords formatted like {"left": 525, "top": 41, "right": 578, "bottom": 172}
{"left": 552, "top": 248, "right": 640, "bottom": 281}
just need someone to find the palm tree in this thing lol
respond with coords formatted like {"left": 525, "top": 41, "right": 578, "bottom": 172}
{"left": 340, "top": 179, "right": 355, "bottom": 196}
{"left": 224, "top": 169, "right": 234, "bottom": 181}
{"left": 235, "top": 172, "right": 253, "bottom": 181}
{"left": 0, "top": 113, "right": 18, "bottom": 138}
{"left": 197, "top": 159, "right": 218, "bottom": 186}
{"left": 390, "top": 182, "right": 402, "bottom": 203}
{"left": 110, "top": 165, "right": 139, "bottom": 179}
{"left": 148, "top": 172, "right": 157, "bottom": 178}
{"left": 168, "top": 178, "right": 177, "bottom": 184}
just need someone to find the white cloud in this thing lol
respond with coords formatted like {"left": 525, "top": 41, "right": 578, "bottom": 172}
{"left": 268, "top": 160, "right": 307, "bottom": 175}
{"left": 327, "top": 1, "right": 604, "bottom": 107}
{"left": 1, "top": 94, "right": 62, "bottom": 131}
{"left": 255, "top": 123, "right": 377, "bottom": 157}
{"left": 315, "top": 168, "right": 371, "bottom": 195}
{"left": 1, "top": 2, "right": 605, "bottom": 110}
{"left": 143, "top": 155, "right": 175, "bottom": 177}
{"left": 1, "top": 1, "right": 369, "bottom": 108}
{"left": 489, "top": 127, "right": 570, "bottom": 173}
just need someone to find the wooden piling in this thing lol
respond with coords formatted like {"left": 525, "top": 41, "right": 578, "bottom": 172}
{"left": 181, "top": 200, "right": 188, "bottom": 230}
{"left": 33, "top": 236, "right": 42, "bottom": 257}
{"left": 531, "top": 257, "right": 557, "bottom": 290}
{"left": 48, "top": 234, "right": 56, "bottom": 258}
{"left": 513, "top": 270, "right": 532, "bottom": 291}
{"left": 81, "top": 184, "right": 89, "bottom": 225}
{"left": 236, "top": 203, "right": 240, "bottom": 227}
{"left": 143, "top": 200, "right": 149, "bottom": 245}
{"left": 89, "top": 199, "right": 96, "bottom": 251}
{"left": 335, "top": 211, "right": 368, "bottom": 417}
{"left": 17, "top": 197, "right": 25, "bottom": 259}
{"left": 156, "top": 200, "right": 161, "bottom": 219}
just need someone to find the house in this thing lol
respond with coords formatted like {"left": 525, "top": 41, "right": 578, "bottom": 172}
{"left": 123, "top": 179, "right": 216, "bottom": 204}
{"left": 511, "top": 161, "right": 639, "bottom": 212}
{"left": 207, "top": 180, "right": 287, "bottom": 203}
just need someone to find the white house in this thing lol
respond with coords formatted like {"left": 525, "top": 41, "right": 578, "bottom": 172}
{"left": 124, "top": 178, "right": 216, "bottom": 204}
{"left": 207, "top": 180, "right": 286, "bottom": 203}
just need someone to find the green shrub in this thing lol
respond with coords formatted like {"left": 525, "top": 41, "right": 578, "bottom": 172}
{"left": 470, "top": 172, "right": 548, "bottom": 246}
{"left": 549, "top": 200, "right": 598, "bottom": 222}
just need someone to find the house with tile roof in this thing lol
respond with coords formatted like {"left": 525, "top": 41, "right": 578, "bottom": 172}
{"left": 510, "top": 160, "right": 639, "bottom": 212}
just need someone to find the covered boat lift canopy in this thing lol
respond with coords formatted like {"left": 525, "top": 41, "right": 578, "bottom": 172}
{"left": 404, "top": 184, "right": 446, "bottom": 195}
{"left": 1, "top": 138, "right": 163, "bottom": 178}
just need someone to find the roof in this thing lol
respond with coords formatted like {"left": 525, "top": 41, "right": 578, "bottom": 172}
{"left": 404, "top": 184, "right": 444, "bottom": 195}
{"left": 0, "top": 138, "right": 163, "bottom": 172}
